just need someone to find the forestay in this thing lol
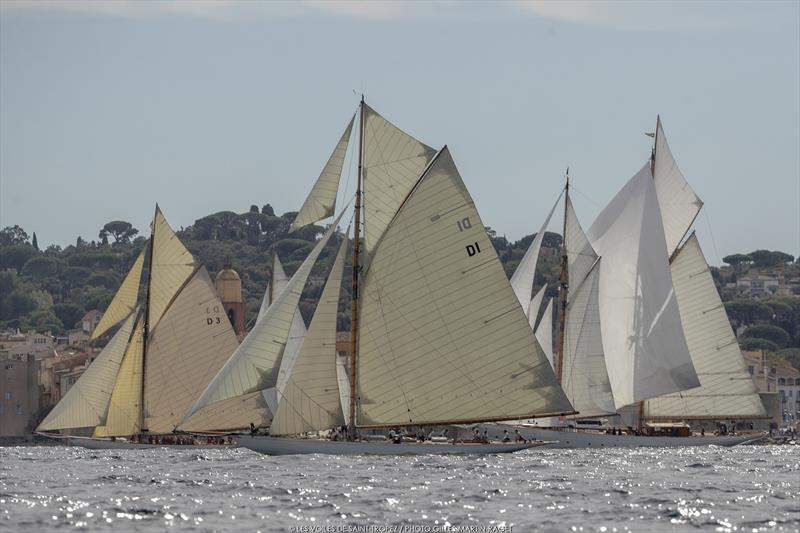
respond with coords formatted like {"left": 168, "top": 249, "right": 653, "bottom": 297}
{"left": 362, "top": 104, "right": 437, "bottom": 257}
{"left": 271, "top": 236, "right": 349, "bottom": 435}
{"left": 148, "top": 207, "right": 198, "bottom": 329}
{"left": 587, "top": 163, "right": 699, "bottom": 408}
{"left": 644, "top": 234, "right": 766, "bottom": 419}
{"left": 144, "top": 267, "right": 240, "bottom": 434}
{"left": 180, "top": 211, "right": 346, "bottom": 423}
{"left": 653, "top": 117, "right": 703, "bottom": 257}
{"left": 38, "top": 312, "right": 138, "bottom": 432}
{"left": 510, "top": 191, "right": 563, "bottom": 314}
{"left": 91, "top": 249, "right": 145, "bottom": 340}
{"left": 290, "top": 114, "right": 355, "bottom": 232}
{"left": 357, "top": 147, "right": 573, "bottom": 426}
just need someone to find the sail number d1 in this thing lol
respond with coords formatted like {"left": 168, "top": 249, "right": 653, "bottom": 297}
{"left": 466, "top": 242, "right": 481, "bottom": 257}
{"left": 206, "top": 305, "right": 222, "bottom": 325}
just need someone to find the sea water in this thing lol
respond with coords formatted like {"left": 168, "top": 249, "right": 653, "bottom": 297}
{"left": 0, "top": 445, "right": 797, "bottom": 532}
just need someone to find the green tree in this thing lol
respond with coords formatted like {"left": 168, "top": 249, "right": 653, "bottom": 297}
{"left": 741, "top": 324, "right": 791, "bottom": 348}
{"left": 22, "top": 256, "right": 59, "bottom": 278}
{"left": 53, "top": 303, "right": 86, "bottom": 329}
{"left": 740, "top": 338, "right": 779, "bottom": 352}
{"left": 776, "top": 348, "right": 800, "bottom": 370}
{"left": 0, "top": 244, "right": 37, "bottom": 273}
{"left": 0, "top": 225, "right": 29, "bottom": 246}
{"left": 31, "top": 232, "right": 39, "bottom": 250}
{"left": 749, "top": 250, "right": 795, "bottom": 268}
{"left": 99, "top": 221, "right": 138, "bottom": 244}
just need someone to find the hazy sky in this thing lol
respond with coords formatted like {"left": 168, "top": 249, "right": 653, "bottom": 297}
{"left": 1, "top": 0, "right": 798, "bottom": 264}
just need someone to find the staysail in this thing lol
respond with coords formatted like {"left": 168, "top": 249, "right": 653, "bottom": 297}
{"left": 510, "top": 191, "right": 563, "bottom": 314}
{"left": 357, "top": 147, "right": 574, "bottom": 426}
{"left": 91, "top": 249, "right": 145, "bottom": 340}
{"left": 362, "top": 104, "right": 437, "bottom": 257}
{"left": 587, "top": 163, "right": 700, "bottom": 408}
{"left": 38, "top": 312, "right": 138, "bottom": 432}
{"left": 270, "top": 235, "right": 349, "bottom": 435}
{"left": 535, "top": 298, "right": 554, "bottom": 369}
{"left": 290, "top": 114, "right": 355, "bottom": 232}
{"left": 258, "top": 254, "right": 291, "bottom": 321}
{"left": 181, "top": 211, "right": 347, "bottom": 422}
{"left": 644, "top": 234, "right": 767, "bottom": 419}
{"left": 528, "top": 285, "right": 547, "bottom": 331}
{"left": 652, "top": 117, "right": 703, "bottom": 257}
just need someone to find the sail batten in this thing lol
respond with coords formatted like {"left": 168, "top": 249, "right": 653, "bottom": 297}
{"left": 290, "top": 114, "right": 355, "bottom": 232}
{"left": 644, "top": 234, "right": 767, "bottom": 419}
{"left": 587, "top": 162, "right": 700, "bottom": 408}
{"left": 357, "top": 147, "right": 573, "bottom": 426}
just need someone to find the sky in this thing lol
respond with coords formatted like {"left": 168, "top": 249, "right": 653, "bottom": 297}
{"left": 1, "top": 0, "right": 798, "bottom": 264}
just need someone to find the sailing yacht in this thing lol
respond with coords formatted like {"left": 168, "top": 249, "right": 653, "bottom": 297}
{"left": 180, "top": 99, "right": 574, "bottom": 455}
{"left": 485, "top": 118, "right": 768, "bottom": 448}
{"left": 36, "top": 207, "right": 253, "bottom": 449}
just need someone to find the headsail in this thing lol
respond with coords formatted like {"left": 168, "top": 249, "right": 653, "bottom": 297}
{"left": 181, "top": 211, "right": 347, "bottom": 423}
{"left": 644, "top": 234, "right": 767, "bottom": 419}
{"left": 258, "top": 254, "right": 291, "bottom": 321}
{"left": 357, "top": 147, "right": 573, "bottom": 427}
{"left": 143, "top": 267, "right": 240, "bottom": 434}
{"left": 290, "top": 114, "right": 355, "bottom": 232}
{"left": 510, "top": 191, "right": 563, "bottom": 313}
{"left": 94, "top": 312, "right": 145, "bottom": 437}
{"left": 270, "top": 235, "right": 349, "bottom": 436}
{"left": 362, "top": 103, "right": 437, "bottom": 257}
{"left": 587, "top": 162, "right": 700, "bottom": 408}
{"left": 653, "top": 117, "right": 703, "bottom": 256}
{"left": 528, "top": 285, "right": 547, "bottom": 331}
{"left": 535, "top": 298, "right": 554, "bottom": 369}
{"left": 37, "top": 312, "right": 137, "bottom": 432}
{"left": 148, "top": 206, "right": 198, "bottom": 330}
{"left": 91, "top": 248, "right": 145, "bottom": 340}
{"left": 564, "top": 195, "right": 596, "bottom": 289}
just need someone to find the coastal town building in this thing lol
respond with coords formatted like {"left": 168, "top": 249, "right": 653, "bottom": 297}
{"left": 0, "top": 353, "right": 39, "bottom": 438}
{"left": 80, "top": 309, "right": 103, "bottom": 335}
{"left": 215, "top": 263, "right": 246, "bottom": 338}
{"left": 742, "top": 350, "right": 799, "bottom": 426}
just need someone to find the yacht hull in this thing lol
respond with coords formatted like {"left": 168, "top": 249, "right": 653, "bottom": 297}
{"left": 238, "top": 436, "right": 552, "bottom": 455}
{"left": 46, "top": 435, "right": 234, "bottom": 450}
{"left": 476, "top": 425, "right": 766, "bottom": 448}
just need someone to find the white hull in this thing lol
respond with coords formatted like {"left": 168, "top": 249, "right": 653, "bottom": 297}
{"left": 477, "top": 424, "right": 765, "bottom": 448}
{"left": 238, "top": 436, "right": 552, "bottom": 455}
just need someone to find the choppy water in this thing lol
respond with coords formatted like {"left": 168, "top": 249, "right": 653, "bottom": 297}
{"left": 0, "top": 445, "right": 798, "bottom": 532}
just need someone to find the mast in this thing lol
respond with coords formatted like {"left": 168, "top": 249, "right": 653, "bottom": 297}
{"left": 348, "top": 96, "right": 364, "bottom": 438}
{"left": 554, "top": 169, "right": 569, "bottom": 384}
{"left": 268, "top": 252, "right": 274, "bottom": 305}
{"left": 140, "top": 205, "right": 157, "bottom": 434}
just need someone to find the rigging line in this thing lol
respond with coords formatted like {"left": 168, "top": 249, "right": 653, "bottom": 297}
{"left": 569, "top": 184, "right": 603, "bottom": 209}
{"left": 703, "top": 209, "right": 723, "bottom": 268}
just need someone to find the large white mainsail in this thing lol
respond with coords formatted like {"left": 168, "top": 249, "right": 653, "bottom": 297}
{"left": 37, "top": 312, "right": 138, "bottom": 432}
{"left": 643, "top": 234, "right": 766, "bottom": 419}
{"left": 362, "top": 103, "right": 438, "bottom": 257}
{"left": 586, "top": 163, "right": 700, "bottom": 408}
{"left": 357, "top": 147, "right": 573, "bottom": 426}
{"left": 510, "top": 191, "right": 563, "bottom": 315}
{"left": 270, "top": 235, "right": 349, "bottom": 436}
{"left": 91, "top": 249, "right": 145, "bottom": 341}
{"left": 289, "top": 115, "right": 355, "bottom": 232}
{"left": 143, "top": 267, "right": 240, "bottom": 433}
{"left": 181, "top": 211, "right": 347, "bottom": 423}
{"left": 652, "top": 117, "right": 703, "bottom": 257}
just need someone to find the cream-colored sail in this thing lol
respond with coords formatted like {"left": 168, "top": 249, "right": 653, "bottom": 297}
{"left": 562, "top": 261, "right": 617, "bottom": 418}
{"left": 264, "top": 307, "right": 309, "bottom": 414}
{"left": 362, "top": 104, "right": 437, "bottom": 256}
{"left": 148, "top": 206, "right": 198, "bottom": 329}
{"left": 38, "top": 312, "right": 137, "bottom": 431}
{"left": 181, "top": 212, "right": 346, "bottom": 422}
{"left": 91, "top": 249, "right": 145, "bottom": 340}
{"left": 535, "top": 298, "right": 554, "bottom": 369}
{"left": 587, "top": 163, "right": 699, "bottom": 408}
{"left": 290, "top": 115, "right": 355, "bottom": 232}
{"left": 644, "top": 234, "right": 766, "bottom": 419}
{"left": 271, "top": 236, "right": 349, "bottom": 436}
{"left": 357, "top": 147, "right": 573, "bottom": 427}
{"left": 528, "top": 285, "right": 547, "bottom": 331}
{"left": 653, "top": 117, "right": 703, "bottom": 256}
{"left": 336, "top": 354, "right": 351, "bottom": 426}
{"left": 510, "top": 192, "right": 562, "bottom": 314}
{"left": 258, "top": 254, "right": 292, "bottom": 321}
{"left": 143, "top": 267, "right": 240, "bottom": 433}
{"left": 95, "top": 313, "right": 144, "bottom": 437}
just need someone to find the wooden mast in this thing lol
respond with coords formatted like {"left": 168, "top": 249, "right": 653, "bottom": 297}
{"left": 140, "top": 205, "right": 157, "bottom": 434}
{"left": 348, "top": 96, "right": 365, "bottom": 439}
{"left": 554, "top": 169, "right": 569, "bottom": 384}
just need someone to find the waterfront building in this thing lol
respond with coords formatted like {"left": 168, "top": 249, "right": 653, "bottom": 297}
{"left": 0, "top": 353, "right": 39, "bottom": 438}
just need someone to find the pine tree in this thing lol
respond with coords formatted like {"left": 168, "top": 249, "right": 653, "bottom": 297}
{"left": 32, "top": 232, "right": 39, "bottom": 250}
